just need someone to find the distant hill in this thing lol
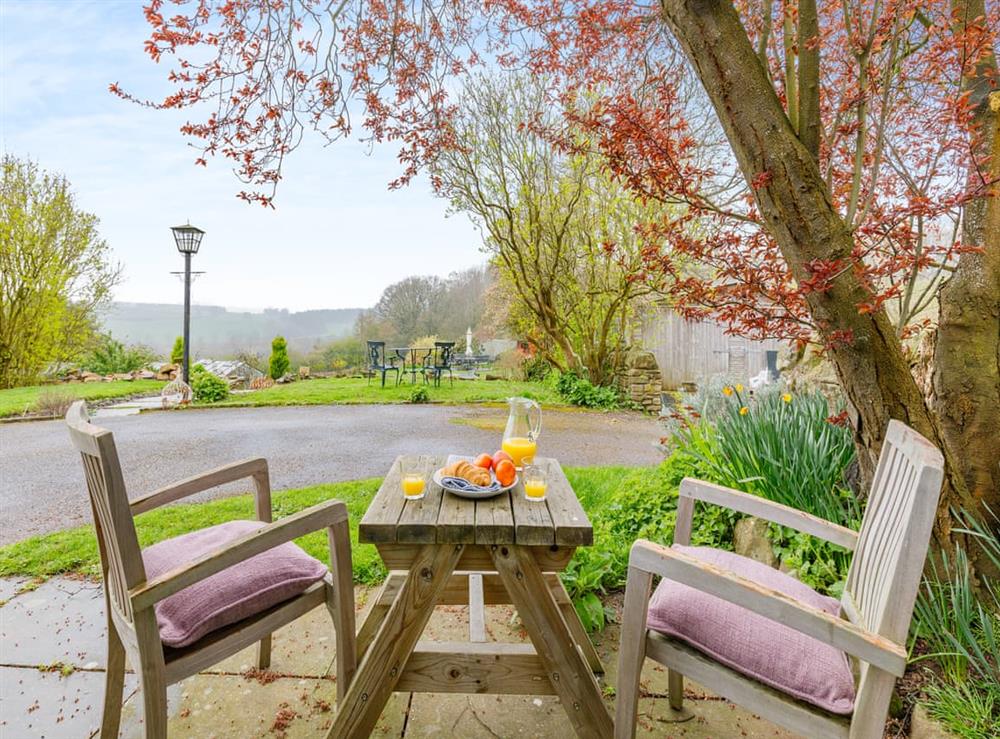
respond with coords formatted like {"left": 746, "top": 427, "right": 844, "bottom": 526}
{"left": 101, "top": 302, "right": 362, "bottom": 357}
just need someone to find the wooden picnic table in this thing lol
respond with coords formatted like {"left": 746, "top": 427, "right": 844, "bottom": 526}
{"left": 326, "top": 454, "right": 613, "bottom": 739}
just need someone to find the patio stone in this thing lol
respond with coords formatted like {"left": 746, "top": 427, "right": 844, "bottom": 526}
{"left": 116, "top": 673, "right": 406, "bottom": 738}
{"left": 633, "top": 696, "right": 795, "bottom": 738}
{"left": 405, "top": 693, "right": 567, "bottom": 737}
{"left": 0, "top": 665, "right": 137, "bottom": 739}
{"left": 209, "top": 599, "right": 349, "bottom": 678}
{"left": 0, "top": 576, "right": 29, "bottom": 604}
{"left": 0, "top": 578, "right": 108, "bottom": 668}
{"left": 419, "top": 602, "right": 526, "bottom": 644}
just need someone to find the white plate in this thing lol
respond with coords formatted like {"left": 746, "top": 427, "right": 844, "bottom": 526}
{"left": 434, "top": 455, "right": 517, "bottom": 499}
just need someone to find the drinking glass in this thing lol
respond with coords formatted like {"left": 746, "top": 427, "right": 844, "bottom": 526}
{"left": 522, "top": 460, "right": 548, "bottom": 502}
{"left": 400, "top": 457, "right": 428, "bottom": 501}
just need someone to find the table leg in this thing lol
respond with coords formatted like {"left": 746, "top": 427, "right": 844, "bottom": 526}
{"left": 551, "top": 577, "right": 605, "bottom": 674}
{"left": 326, "top": 544, "right": 463, "bottom": 739}
{"left": 355, "top": 572, "right": 406, "bottom": 660}
{"left": 491, "top": 545, "right": 614, "bottom": 739}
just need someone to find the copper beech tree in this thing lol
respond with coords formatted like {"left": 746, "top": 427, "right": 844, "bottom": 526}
{"left": 118, "top": 0, "right": 999, "bottom": 557}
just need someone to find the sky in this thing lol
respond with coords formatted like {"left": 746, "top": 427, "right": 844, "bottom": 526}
{"left": 0, "top": 0, "right": 485, "bottom": 312}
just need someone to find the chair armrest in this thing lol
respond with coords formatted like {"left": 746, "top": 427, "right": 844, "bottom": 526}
{"left": 628, "top": 539, "right": 906, "bottom": 676}
{"left": 131, "top": 458, "right": 272, "bottom": 521}
{"left": 676, "top": 478, "right": 858, "bottom": 551}
{"left": 130, "top": 499, "right": 348, "bottom": 612}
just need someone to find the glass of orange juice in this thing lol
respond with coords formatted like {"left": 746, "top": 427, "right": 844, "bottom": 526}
{"left": 501, "top": 436, "right": 538, "bottom": 470}
{"left": 400, "top": 457, "right": 428, "bottom": 501}
{"left": 522, "top": 460, "right": 547, "bottom": 502}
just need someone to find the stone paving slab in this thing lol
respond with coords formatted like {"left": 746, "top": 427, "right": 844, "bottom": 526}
{"left": 1, "top": 578, "right": 108, "bottom": 669}
{"left": 0, "top": 665, "right": 138, "bottom": 739}
{"left": 115, "top": 673, "right": 407, "bottom": 738}
{"left": 0, "top": 577, "right": 799, "bottom": 738}
{"left": 0, "top": 577, "right": 28, "bottom": 604}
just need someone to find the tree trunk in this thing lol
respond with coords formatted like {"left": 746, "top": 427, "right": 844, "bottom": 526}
{"left": 932, "top": 0, "right": 1000, "bottom": 537}
{"left": 657, "top": 0, "right": 991, "bottom": 544}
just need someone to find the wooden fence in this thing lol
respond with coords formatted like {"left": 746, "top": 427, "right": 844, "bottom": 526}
{"left": 640, "top": 310, "right": 786, "bottom": 390}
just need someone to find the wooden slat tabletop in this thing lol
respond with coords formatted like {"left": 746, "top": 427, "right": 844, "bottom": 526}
{"left": 359, "top": 455, "right": 592, "bottom": 546}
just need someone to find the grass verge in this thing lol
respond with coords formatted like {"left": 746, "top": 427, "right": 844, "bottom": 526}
{"left": 0, "top": 380, "right": 165, "bottom": 418}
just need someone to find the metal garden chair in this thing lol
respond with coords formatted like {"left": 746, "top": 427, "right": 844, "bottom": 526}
{"left": 366, "top": 340, "right": 400, "bottom": 388}
{"left": 614, "top": 420, "right": 944, "bottom": 739}
{"left": 422, "top": 341, "right": 455, "bottom": 387}
{"left": 66, "top": 402, "right": 357, "bottom": 738}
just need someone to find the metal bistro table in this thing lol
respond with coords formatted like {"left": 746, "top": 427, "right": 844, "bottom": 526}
{"left": 391, "top": 346, "right": 433, "bottom": 384}
{"left": 327, "top": 455, "right": 613, "bottom": 739}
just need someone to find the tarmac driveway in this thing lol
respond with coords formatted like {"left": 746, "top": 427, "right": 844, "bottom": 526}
{"left": 0, "top": 404, "right": 663, "bottom": 545}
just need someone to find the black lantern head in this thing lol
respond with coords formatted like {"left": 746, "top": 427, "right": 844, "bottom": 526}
{"left": 171, "top": 223, "right": 205, "bottom": 254}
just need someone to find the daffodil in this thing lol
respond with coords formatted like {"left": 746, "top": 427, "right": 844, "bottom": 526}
{"left": 735, "top": 383, "right": 744, "bottom": 392}
{"left": 739, "top": 406, "right": 749, "bottom": 416}
{"left": 782, "top": 393, "right": 792, "bottom": 403}
{"left": 722, "top": 386, "right": 733, "bottom": 397}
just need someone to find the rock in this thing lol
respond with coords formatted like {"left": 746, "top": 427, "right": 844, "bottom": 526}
{"left": 910, "top": 704, "right": 957, "bottom": 739}
{"left": 630, "top": 350, "right": 659, "bottom": 370}
{"left": 155, "top": 363, "right": 178, "bottom": 381}
{"left": 111, "top": 373, "right": 134, "bottom": 381}
{"left": 298, "top": 366, "right": 310, "bottom": 379}
{"left": 81, "top": 372, "right": 103, "bottom": 383}
{"left": 138, "top": 370, "right": 155, "bottom": 380}
{"left": 733, "top": 517, "right": 778, "bottom": 568}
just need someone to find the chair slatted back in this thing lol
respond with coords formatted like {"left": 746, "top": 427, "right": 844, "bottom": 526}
{"left": 367, "top": 341, "right": 386, "bottom": 370}
{"left": 434, "top": 342, "right": 455, "bottom": 368}
{"left": 844, "top": 420, "right": 944, "bottom": 643}
{"left": 66, "top": 402, "right": 146, "bottom": 624}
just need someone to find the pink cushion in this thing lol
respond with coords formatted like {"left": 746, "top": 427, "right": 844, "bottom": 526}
{"left": 647, "top": 544, "right": 855, "bottom": 715}
{"left": 143, "top": 520, "right": 328, "bottom": 648}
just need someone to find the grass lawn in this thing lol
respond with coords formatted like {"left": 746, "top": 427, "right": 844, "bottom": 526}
{"left": 205, "top": 376, "right": 566, "bottom": 409}
{"left": 0, "top": 465, "right": 653, "bottom": 586}
{"left": 0, "top": 380, "right": 166, "bottom": 418}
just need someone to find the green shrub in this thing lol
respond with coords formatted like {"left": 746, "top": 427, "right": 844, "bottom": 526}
{"left": 678, "top": 388, "right": 859, "bottom": 526}
{"left": 82, "top": 333, "right": 157, "bottom": 375}
{"left": 268, "top": 336, "right": 290, "bottom": 380}
{"left": 554, "top": 372, "right": 621, "bottom": 409}
{"left": 190, "top": 365, "right": 229, "bottom": 402}
{"left": 409, "top": 386, "right": 430, "bottom": 404}
{"left": 668, "top": 389, "right": 858, "bottom": 595}
{"left": 521, "top": 355, "right": 551, "bottom": 382}
{"left": 923, "top": 681, "right": 1000, "bottom": 739}
{"left": 170, "top": 336, "right": 184, "bottom": 365}
{"left": 913, "top": 509, "right": 999, "bottom": 700}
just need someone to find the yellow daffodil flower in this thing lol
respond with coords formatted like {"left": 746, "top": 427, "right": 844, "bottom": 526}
{"left": 735, "top": 383, "right": 744, "bottom": 392}
{"left": 739, "top": 406, "right": 749, "bottom": 416}
{"left": 782, "top": 393, "right": 792, "bottom": 403}
{"left": 722, "top": 386, "right": 733, "bottom": 396}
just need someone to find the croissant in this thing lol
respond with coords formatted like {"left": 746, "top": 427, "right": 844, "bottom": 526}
{"left": 444, "top": 460, "right": 492, "bottom": 486}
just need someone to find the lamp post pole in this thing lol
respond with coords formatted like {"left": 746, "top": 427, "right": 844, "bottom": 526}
{"left": 170, "top": 223, "right": 205, "bottom": 386}
{"left": 182, "top": 250, "right": 192, "bottom": 384}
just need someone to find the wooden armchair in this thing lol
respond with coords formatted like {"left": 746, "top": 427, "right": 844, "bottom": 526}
{"left": 615, "top": 420, "right": 944, "bottom": 739}
{"left": 66, "top": 402, "right": 357, "bottom": 738}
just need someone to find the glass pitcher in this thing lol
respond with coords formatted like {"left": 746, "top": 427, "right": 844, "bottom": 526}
{"left": 502, "top": 397, "right": 542, "bottom": 469}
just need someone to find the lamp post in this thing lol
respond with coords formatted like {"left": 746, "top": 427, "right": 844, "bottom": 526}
{"left": 170, "top": 223, "right": 205, "bottom": 384}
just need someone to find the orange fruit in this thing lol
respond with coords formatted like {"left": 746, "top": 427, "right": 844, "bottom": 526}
{"left": 492, "top": 450, "right": 513, "bottom": 467}
{"left": 494, "top": 459, "right": 516, "bottom": 487}
{"left": 473, "top": 453, "right": 493, "bottom": 470}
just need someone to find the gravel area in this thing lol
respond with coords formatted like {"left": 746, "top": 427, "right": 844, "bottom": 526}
{"left": 0, "top": 404, "right": 662, "bottom": 545}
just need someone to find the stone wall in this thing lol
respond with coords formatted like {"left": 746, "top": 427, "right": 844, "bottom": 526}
{"left": 622, "top": 350, "right": 663, "bottom": 414}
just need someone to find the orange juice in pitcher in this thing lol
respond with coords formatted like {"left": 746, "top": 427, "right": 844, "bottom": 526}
{"left": 501, "top": 437, "right": 537, "bottom": 468}
{"left": 502, "top": 397, "right": 541, "bottom": 469}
